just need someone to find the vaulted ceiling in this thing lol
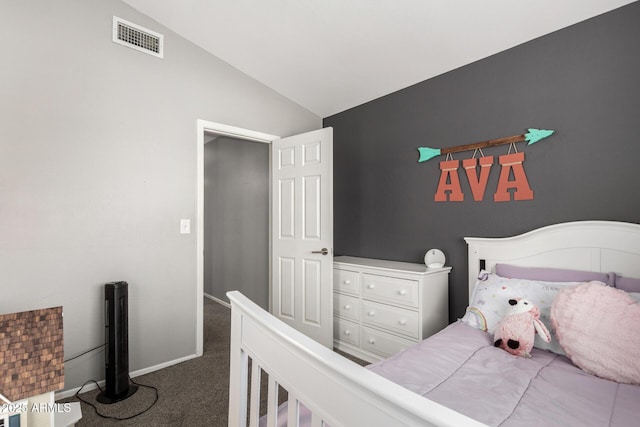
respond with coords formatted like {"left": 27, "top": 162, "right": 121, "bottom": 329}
{"left": 122, "top": 0, "right": 636, "bottom": 117}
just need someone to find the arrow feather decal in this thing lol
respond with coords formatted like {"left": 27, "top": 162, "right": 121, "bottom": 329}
{"left": 417, "top": 147, "right": 442, "bottom": 162}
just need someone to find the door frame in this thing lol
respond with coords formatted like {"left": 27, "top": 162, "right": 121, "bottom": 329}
{"left": 196, "top": 119, "right": 279, "bottom": 356}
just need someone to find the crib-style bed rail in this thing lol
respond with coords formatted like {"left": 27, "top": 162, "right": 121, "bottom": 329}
{"left": 227, "top": 291, "right": 486, "bottom": 427}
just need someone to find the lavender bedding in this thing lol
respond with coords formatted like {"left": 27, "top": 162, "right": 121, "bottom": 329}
{"left": 262, "top": 321, "right": 638, "bottom": 426}
{"left": 368, "top": 321, "right": 640, "bottom": 427}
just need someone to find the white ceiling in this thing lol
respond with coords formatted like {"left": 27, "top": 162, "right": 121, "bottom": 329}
{"left": 122, "top": 0, "right": 636, "bottom": 118}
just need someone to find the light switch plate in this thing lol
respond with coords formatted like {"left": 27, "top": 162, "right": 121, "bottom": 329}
{"left": 180, "top": 219, "right": 191, "bottom": 234}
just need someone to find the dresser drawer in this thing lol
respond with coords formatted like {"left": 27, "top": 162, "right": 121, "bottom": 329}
{"left": 362, "top": 273, "right": 419, "bottom": 307}
{"left": 334, "top": 269, "right": 360, "bottom": 295}
{"left": 361, "top": 300, "right": 419, "bottom": 339}
{"left": 334, "top": 317, "right": 360, "bottom": 347}
{"left": 334, "top": 293, "right": 360, "bottom": 321}
{"left": 360, "top": 326, "right": 415, "bottom": 359}
{"left": 333, "top": 257, "right": 450, "bottom": 362}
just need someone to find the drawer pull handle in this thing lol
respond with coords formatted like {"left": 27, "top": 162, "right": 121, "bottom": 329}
{"left": 367, "top": 311, "right": 376, "bottom": 317}
{"left": 344, "top": 280, "right": 351, "bottom": 285}
{"left": 398, "top": 319, "right": 407, "bottom": 326}
{"left": 398, "top": 289, "right": 407, "bottom": 296}
{"left": 344, "top": 305, "right": 351, "bottom": 310}
{"left": 344, "top": 330, "right": 351, "bottom": 336}
{"left": 368, "top": 338, "right": 376, "bottom": 345}
{"left": 367, "top": 284, "right": 375, "bottom": 289}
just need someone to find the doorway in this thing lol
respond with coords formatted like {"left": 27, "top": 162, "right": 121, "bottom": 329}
{"left": 203, "top": 135, "right": 269, "bottom": 308}
{"left": 196, "top": 120, "right": 279, "bottom": 356}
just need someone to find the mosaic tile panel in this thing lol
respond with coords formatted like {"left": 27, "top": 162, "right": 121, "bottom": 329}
{"left": 0, "top": 306, "right": 64, "bottom": 402}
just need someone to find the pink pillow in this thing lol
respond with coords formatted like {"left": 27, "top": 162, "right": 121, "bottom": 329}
{"left": 551, "top": 283, "right": 640, "bottom": 385}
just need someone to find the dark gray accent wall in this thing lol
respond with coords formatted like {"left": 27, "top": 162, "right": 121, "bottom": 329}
{"left": 324, "top": 3, "right": 640, "bottom": 322}
{"left": 204, "top": 137, "right": 269, "bottom": 309}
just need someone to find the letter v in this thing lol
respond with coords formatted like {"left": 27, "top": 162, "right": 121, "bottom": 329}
{"left": 463, "top": 156, "right": 494, "bottom": 201}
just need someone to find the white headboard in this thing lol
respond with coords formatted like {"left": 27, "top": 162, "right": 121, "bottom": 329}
{"left": 465, "top": 221, "right": 640, "bottom": 298}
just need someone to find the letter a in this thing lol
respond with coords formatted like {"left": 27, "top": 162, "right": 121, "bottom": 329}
{"left": 463, "top": 156, "right": 494, "bottom": 201}
{"left": 494, "top": 152, "right": 534, "bottom": 202}
{"left": 434, "top": 159, "right": 464, "bottom": 202}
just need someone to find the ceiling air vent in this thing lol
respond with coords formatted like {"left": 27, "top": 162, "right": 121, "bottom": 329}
{"left": 112, "top": 16, "right": 163, "bottom": 58}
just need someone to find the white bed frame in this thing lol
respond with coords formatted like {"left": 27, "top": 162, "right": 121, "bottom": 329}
{"left": 465, "top": 220, "right": 640, "bottom": 296}
{"left": 227, "top": 220, "right": 640, "bottom": 427}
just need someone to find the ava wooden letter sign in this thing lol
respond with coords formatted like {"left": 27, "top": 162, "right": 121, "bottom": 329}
{"left": 463, "top": 156, "right": 494, "bottom": 201}
{"left": 434, "top": 159, "right": 463, "bottom": 202}
{"left": 419, "top": 128, "right": 554, "bottom": 203}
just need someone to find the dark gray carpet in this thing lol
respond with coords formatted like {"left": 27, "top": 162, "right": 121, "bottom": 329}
{"left": 59, "top": 298, "right": 232, "bottom": 426}
{"left": 59, "top": 298, "right": 367, "bottom": 426}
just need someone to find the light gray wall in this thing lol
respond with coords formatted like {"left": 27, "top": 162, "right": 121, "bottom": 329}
{"left": 0, "top": 0, "right": 319, "bottom": 392}
{"left": 203, "top": 137, "right": 269, "bottom": 309}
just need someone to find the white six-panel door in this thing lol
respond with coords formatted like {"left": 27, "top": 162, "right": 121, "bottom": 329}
{"left": 271, "top": 128, "right": 333, "bottom": 347}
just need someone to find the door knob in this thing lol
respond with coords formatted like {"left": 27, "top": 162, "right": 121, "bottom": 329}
{"left": 311, "top": 248, "right": 329, "bottom": 255}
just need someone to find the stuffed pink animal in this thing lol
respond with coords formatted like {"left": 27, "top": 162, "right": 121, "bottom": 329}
{"left": 493, "top": 298, "right": 551, "bottom": 358}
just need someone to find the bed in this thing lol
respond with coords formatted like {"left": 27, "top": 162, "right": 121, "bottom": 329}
{"left": 227, "top": 220, "right": 640, "bottom": 426}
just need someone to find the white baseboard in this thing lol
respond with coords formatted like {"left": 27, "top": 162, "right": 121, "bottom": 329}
{"left": 55, "top": 379, "right": 105, "bottom": 401}
{"left": 204, "top": 292, "right": 230, "bottom": 308}
{"left": 55, "top": 353, "right": 199, "bottom": 400}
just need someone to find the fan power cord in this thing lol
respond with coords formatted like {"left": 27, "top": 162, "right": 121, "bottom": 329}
{"left": 74, "top": 376, "right": 159, "bottom": 421}
{"left": 64, "top": 344, "right": 105, "bottom": 363}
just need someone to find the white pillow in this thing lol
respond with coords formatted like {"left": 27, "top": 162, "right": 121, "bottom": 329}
{"left": 460, "top": 272, "right": 602, "bottom": 355}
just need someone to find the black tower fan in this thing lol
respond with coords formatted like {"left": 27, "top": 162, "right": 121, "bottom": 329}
{"left": 97, "top": 281, "right": 138, "bottom": 403}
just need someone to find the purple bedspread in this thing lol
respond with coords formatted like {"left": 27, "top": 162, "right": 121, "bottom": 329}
{"left": 367, "top": 321, "right": 640, "bottom": 427}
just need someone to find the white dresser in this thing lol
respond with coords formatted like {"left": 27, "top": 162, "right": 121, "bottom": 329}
{"left": 333, "top": 256, "right": 450, "bottom": 363}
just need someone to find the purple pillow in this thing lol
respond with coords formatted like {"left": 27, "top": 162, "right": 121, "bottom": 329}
{"left": 614, "top": 275, "right": 640, "bottom": 292}
{"left": 495, "top": 264, "right": 614, "bottom": 286}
